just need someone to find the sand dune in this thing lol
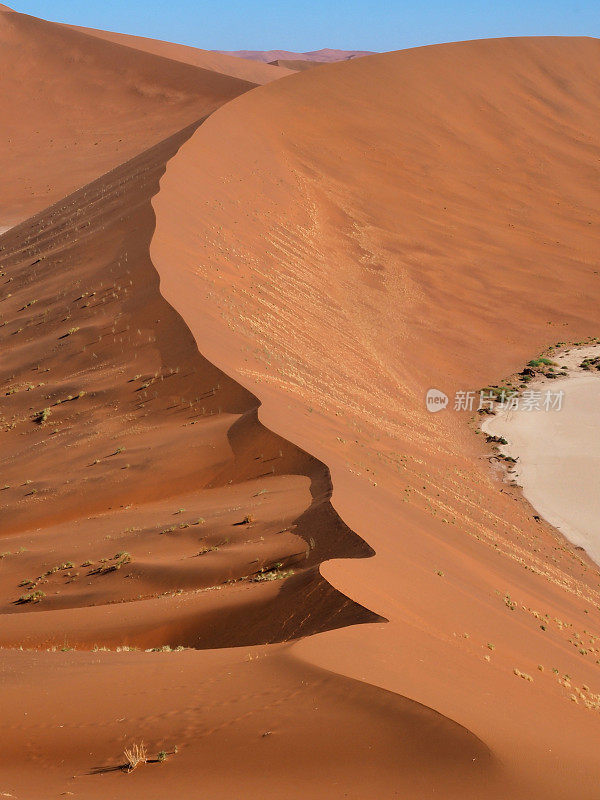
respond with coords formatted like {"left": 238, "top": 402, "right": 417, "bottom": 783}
{"left": 2, "top": 645, "right": 498, "bottom": 799}
{"left": 68, "top": 24, "right": 294, "bottom": 83}
{"left": 3, "top": 5, "right": 600, "bottom": 795}
{"left": 0, "top": 6, "right": 256, "bottom": 226}
{"left": 0, "top": 125, "right": 379, "bottom": 652}
{"left": 152, "top": 36, "right": 600, "bottom": 798}
{"left": 0, "top": 11, "right": 418, "bottom": 795}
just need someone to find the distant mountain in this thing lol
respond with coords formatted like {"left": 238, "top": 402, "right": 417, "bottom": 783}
{"left": 218, "top": 48, "right": 375, "bottom": 64}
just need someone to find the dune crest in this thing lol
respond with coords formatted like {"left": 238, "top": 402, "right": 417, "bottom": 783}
{"left": 67, "top": 24, "right": 294, "bottom": 83}
{"left": 0, "top": 5, "right": 256, "bottom": 225}
{"left": 0, "top": 12, "right": 427, "bottom": 794}
{"left": 0, "top": 122, "right": 382, "bottom": 650}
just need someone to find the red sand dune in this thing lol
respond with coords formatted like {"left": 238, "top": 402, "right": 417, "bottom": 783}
{"left": 0, "top": 8, "right": 408, "bottom": 797}
{"left": 2, "top": 5, "right": 600, "bottom": 797}
{"left": 0, "top": 6, "right": 257, "bottom": 226}
{"left": 0, "top": 128, "right": 378, "bottom": 650}
{"left": 68, "top": 24, "right": 294, "bottom": 83}
{"left": 151, "top": 36, "right": 600, "bottom": 799}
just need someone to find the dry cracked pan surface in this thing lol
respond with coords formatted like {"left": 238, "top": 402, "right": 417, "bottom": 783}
{"left": 1, "top": 6, "right": 600, "bottom": 798}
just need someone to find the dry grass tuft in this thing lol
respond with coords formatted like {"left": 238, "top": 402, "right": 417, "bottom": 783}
{"left": 513, "top": 668, "right": 533, "bottom": 682}
{"left": 124, "top": 741, "right": 148, "bottom": 772}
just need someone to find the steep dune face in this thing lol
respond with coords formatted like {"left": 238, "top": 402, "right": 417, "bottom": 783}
{"left": 152, "top": 37, "right": 600, "bottom": 797}
{"left": 67, "top": 24, "right": 294, "bottom": 83}
{"left": 0, "top": 7, "right": 256, "bottom": 225}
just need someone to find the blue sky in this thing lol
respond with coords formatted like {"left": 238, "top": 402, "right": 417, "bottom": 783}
{"left": 12, "top": 0, "right": 600, "bottom": 52}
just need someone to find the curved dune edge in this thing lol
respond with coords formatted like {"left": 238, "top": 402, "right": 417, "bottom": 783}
{"left": 148, "top": 69, "right": 507, "bottom": 793}
{"left": 0, "top": 120, "right": 386, "bottom": 651}
{"left": 0, "top": 4, "right": 262, "bottom": 225}
{"left": 0, "top": 5, "right": 384, "bottom": 648}
{"left": 66, "top": 24, "right": 295, "bottom": 84}
{"left": 150, "top": 38, "right": 600, "bottom": 798}
{"left": 0, "top": 645, "right": 502, "bottom": 800}
{"left": 139, "top": 121, "right": 514, "bottom": 800}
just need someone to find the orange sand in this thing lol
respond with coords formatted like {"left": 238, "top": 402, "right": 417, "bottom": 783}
{"left": 2, "top": 8, "right": 600, "bottom": 797}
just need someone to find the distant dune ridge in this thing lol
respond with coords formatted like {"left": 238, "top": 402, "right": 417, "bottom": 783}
{"left": 219, "top": 47, "right": 375, "bottom": 63}
{"left": 2, "top": 4, "right": 600, "bottom": 798}
{"left": 67, "top": 24, "right": 294, "bottom": 82}
{"left": 0, "top": 5, "right": 259, "bottom": 226}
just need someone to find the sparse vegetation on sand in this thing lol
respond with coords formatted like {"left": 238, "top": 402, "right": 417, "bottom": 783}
{"left": 513, "top": 668, "right": 533, "bottom": 682}
{"left": 90, "top": 552, "right": 132, "bottom": 574}
{"left": 17, "top": 590, "right": 46, "bottom": 604}
{"left": 479, "top": 343, "right": 600, "bottom": 407}
{"left": 124, "top": 741, "right": 148, "bottom": 772}
{"left": 58, "top": 326, "right": 80, "bottom": 339}
{"left": 527, "top": 358, "right": 556, "bottom": 368}
{"left": 34, "top": 407, "right": 51, "bottom": 425}
{"left": 580, "top": 356, "right": 600, "bottom": 371}
{"left": 252, "top": 561, "right": 294, "bottom": 582}
{"left": 122, "top": 743, "right": 178, "bottom": 772}
{"left": 480, "top": 385, "right": 515, "bottom": 402}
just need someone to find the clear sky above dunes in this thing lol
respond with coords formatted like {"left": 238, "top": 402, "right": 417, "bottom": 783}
{"left": 12, "top": 0, "right": 600, "bottom": 54}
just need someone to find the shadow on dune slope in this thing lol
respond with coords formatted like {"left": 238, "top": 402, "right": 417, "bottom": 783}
{"left": 0, "top": 123, "right": 381, "bottom": 650}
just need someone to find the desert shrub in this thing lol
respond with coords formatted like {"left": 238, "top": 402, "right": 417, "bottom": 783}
{"left": 124, "top": 742, "right": 147, "bottom": 772}
{"left": 18, "top": 590, "right": 45, "bottom": 604}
